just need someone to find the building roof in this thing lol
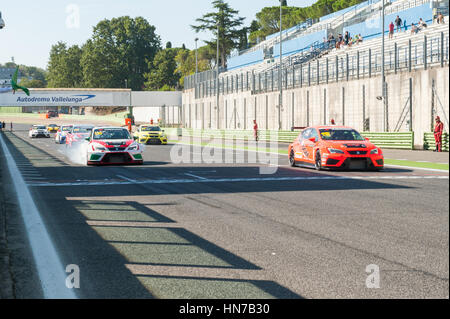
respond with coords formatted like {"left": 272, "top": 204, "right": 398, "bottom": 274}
{"left": 0, "top": 68, "right": 19, "bottom": 79}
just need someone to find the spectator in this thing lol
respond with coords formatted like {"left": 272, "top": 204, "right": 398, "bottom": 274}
{"left": 418, "top": 18, "right": 427, "bottom": 29}
{"left": 395, "top": 15, "right": 402, "bottom": 32}
{"left": 389, "top": 21, "right": 394, "bottom": 39}
{"left": 348, "top": 37, "right": 354, "bottom": 47}
{"left": 411, "top": 23, "right": 418, "bottom": 34}
{"left": 403, "top": 19, "right": 407, "bottom": 31}
{"left": 437, "top": 13, "right": 444, "bottom": 24}
{"left": 328, "top": 34, "right": 335, "bottom": 48}
{"left": 330, "top": 119, "right": 336, "bottom": 125}
{"left": 0, "top": 121, "right": 2, "bottom": 131}
{"left": 357, "top": 34, "right": 363, "bottom": 43}
{"left": 253, "top": 120, "right": 259, "bottom": 142}
{"left": 344, "top": 31, "right": 350, "bottom": 45}
{"left": 434, "top": 116, "right": 444, "bottom": 152}
{"left": 2, "top": 121, "right": 4, "bottom": 131}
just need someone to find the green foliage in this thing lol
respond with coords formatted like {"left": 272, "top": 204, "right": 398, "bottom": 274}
{"left": 18, "top": 78, "right": 46, "bottom": 88}
{"left": 47, "top": 42, "right": 83, "bottom": 88}
{"left": 144, "top": 48, "right": 180, "bottom": 91}
{"left": 46, "top": 16, "right": 161, "bottom": 90}
{"left": 175, "top": 46, "right": 214, "bottom": 88}
{"left": 81, "top": 16, "right": 161, "bottom": 90}
{"left": 191, "top": 0, "right": 245, "bottom": 68}
{"left": 1, "top": 63, "right": 48, "bottom": 87}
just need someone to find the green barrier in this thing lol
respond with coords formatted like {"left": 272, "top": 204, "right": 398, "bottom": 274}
{"left": 165, "top": 128, "right": 416, "bottom": 149}
{"left": 166, "top": 128, "right": 301, "bottom": 143}
{"left": 361, "top": 132, "right": 414, "bottom": 150}
{"left": 0, "top": 107, "right": 23, "bottom": 113}
{"left": 424, "top": 132, "right": 449, "bottom": 152}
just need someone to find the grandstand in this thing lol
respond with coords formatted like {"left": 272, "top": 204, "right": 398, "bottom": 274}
{"left": 182, "top": 0, "right": 449, "bottom": 149}
{"left": 185, "top": 0, "right": 448, "bottom": 89}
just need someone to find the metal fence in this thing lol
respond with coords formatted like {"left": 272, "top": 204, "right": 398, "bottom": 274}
{"left": 187, "top": 31, "right": 449, "bottom": 98}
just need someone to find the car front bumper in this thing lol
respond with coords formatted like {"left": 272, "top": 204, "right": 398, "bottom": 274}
{"left": 31, "top": 133, "right": 50, "bottom": 138}
{"left": 321, "top": 153, "right": 384, "bottom": 170}
{"left": 139, "top": 136, "right": 168, "bottom": 145}
{"left": 87, "top": 151, "right": 144, "bottom": 165}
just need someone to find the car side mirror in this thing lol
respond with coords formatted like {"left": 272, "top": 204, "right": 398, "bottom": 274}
{"left": 365, "top": 137, "right": 370, "bottom": 141}
{"left": 308, "top": 137, "right": 317, "bottom": 143}
{"left": 85, "top": 137, "right": 90, "bottom": 142}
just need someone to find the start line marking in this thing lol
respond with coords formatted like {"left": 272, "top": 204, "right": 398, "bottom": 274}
{"left": 27, "top": 175, "right": 449, "bottom": 187}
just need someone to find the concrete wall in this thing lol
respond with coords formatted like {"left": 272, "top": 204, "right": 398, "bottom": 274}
{"left": 182, "top": 65, "right": 449, "bottom": 148}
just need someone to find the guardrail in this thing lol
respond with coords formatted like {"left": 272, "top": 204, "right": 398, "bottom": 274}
{"left": 164, "top": 128, "right": 415, "bottom": 149}
{"left": 424, "top": 132, "right": 449, "bottom": 151}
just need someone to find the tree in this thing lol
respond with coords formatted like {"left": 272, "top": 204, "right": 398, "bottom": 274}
{"left": 166, "top": 41, "right": 172, "bottom": 49}
{"left": 18, "top": 78, "right": 46, "bottom": 88}
{"left": 144, "top": 48, "right": 180, "bottom": 91}
{"left": 81, "top": 16, "right": 161, "bottom": 90}
{"left": 175, "top": 45, "right": 214, "bottom": 88}
{"left": 191, "top": 0, "right": 245, "bottom": 68}
{"left": 46, "top": 42, "right": 82, "bottom": 87}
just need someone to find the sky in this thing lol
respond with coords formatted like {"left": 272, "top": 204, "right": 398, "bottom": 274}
{"left": 0, "top": 0, "right": 316, "bottom": 70}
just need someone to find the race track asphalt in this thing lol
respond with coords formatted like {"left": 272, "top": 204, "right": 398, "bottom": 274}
{"left": 0, "top": 123, "right": 448, "bottom": 299}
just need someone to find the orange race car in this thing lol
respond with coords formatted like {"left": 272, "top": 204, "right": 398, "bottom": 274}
{"left": 288, "top": 126, "right": 384, "bottom": 171}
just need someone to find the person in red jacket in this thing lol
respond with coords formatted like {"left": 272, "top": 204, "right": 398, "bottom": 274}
{"left": 434, "top": 116, "right": 444, "bottom": 152}
{"left": 253, "top": 120, "right": 259, "bottom": 142}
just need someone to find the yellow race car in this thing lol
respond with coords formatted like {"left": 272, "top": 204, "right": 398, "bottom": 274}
{"left": 47, "top": 124, "right": 60, "bottom": 133}
{"left": 133, "top": 125, "right": 168, "bottom": 145}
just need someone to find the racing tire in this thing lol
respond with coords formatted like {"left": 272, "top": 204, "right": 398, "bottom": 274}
{"left": 289, "top": 150, "right": 296, "bottom": 167}
{"left": 315, "top": 151, "right": 322, "bottom": 171}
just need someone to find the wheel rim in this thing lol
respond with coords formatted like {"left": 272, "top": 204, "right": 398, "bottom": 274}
{"left": 315, "top": 153, "right": 321, "bottom": 169}
{"left": 289, "top": 151, "right": 295, "bottom": 166}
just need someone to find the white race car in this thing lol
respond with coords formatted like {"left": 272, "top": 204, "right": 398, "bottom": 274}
{"left": 85, "top": 127, "right": 144, "bottom": 165}
{"left": 55, "top": 124, "right": 73, "bottom": 144}
{"left": 29, "top": 125, "right": 50, "bottom": 138}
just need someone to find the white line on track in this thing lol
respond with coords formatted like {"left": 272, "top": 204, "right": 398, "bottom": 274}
{"left": 0, "top": 134, "right": 77, "bottom": 299}
{"left": 26, "top": 175, "right": 449, "bottom": 187}
{"left": 184, "top": 173, "right": 208, "bottom": 180}
{"left": 116, "top": 174, "right": 137, "bottom": 183}
{"left": 173, "top": 141, "right": 449, "bottom": 173}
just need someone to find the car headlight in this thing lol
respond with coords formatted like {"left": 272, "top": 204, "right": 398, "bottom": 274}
{"left": 127, "top": 143, "right": 139, "bottom": 151}
{"left": 93, "top": 144, "right": 106, "bottom": 151}
{"left": 328, "top": 148, "right": 344, "bottom": 154}
{"left": 370, "top": 148, "right": 381, "bottom": 155}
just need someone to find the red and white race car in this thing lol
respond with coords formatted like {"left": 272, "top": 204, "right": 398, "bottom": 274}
{"left": 66, "top": 125, "right": 94, "bottom": 146}
{"left": 84, "top": 127, "right": 144, "bottom": 165}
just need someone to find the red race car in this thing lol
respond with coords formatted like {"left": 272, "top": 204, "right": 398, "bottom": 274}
{"left": 288, "top": 126, "right": 384, "bottom": 171}
{"left": 65, "top": 125, "right": 94, "bottom": 147}
{"left": 85, "top": 127, "right": 144, "bottom": 165}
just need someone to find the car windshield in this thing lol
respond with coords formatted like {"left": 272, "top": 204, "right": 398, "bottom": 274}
{"left": 93, "top": 128, "right": 131, "bottom": 140}
{"left": 319, "top": 129, "right": 365, "bottom": 141}
{"left": 35, "top": 126, "right": 46, "bottom": 130}
{"left": 73, "top": 127, "right": 93, "bottom": 133}
{"left": 62, "top": 127, "right": 72, "bottom": 131}
{"left": 141, "top": 126, "right": 161, "bottom": 132}
{"left": 48, "top": 124, "right": 57, "bottom": 127}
